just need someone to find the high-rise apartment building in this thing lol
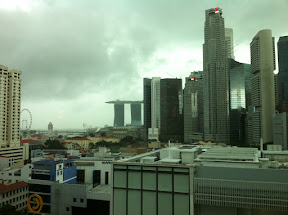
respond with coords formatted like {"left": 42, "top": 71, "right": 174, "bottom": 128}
{"left": 250, "top": 29, "right": 276, "bottom": 144}
{"left": 225, "top": 28, "right": 235, "bottom": 59}
{"left": 0, "top": 65, "right": 22, "bottom": 147}
{"left": 0, "top": 65, "right": 27, "bottom": 163}
{"left": 143, "top": 78, "right": 152, "bottom": 141}
{"left": 160, "top": 79, "right": 183, "bottom": 142}
{"left": 277, "top": 36, "right": 288, "bottom": 112}
{"left": 203, "top": 8, "right": 230, "bottom": 143}
{"left": 183, "top": 71, "right": 204, "bottom": 143}
{"left": 228, "top": 59, "right": 251, "bottom": 145}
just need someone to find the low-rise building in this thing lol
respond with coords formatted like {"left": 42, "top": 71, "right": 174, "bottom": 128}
{"left": 0, "top": 181, "right": 29, "bottom": 212}
{"left": 0, "top": 143, "right": 29, "bottom": 164}
{"left": 74, "top": 159, "right": 111, "bottom": 186}
{"left": 119, "top": 148, "right": 147, "bottom": 154}
{"left": 111, "top": 145, "right": 288, "bottom": 215}
{"left": 88, "top": 136, "right": 120, "bottom": 144}
{"left": 66, "top": 137, "right": 91, "bottom": 149}
{"left": 28, "top": 160, "right": 77, "bottom": 214}
{"left": 0, "top": 162, "right": 33, "bottom": 183}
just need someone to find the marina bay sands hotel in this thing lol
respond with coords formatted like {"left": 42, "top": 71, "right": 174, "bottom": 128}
{"left": 106, "top": 100, "right": 143, "bottom": 127}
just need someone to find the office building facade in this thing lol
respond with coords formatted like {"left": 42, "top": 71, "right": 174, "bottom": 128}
{"left": 183, "top": 72, "right": 204, "bottom": 143}
{"left": 143, "top": 78, "right": 152, "bottom": 141}
{"left": 277, "top": 36, "right": 288, "bottom": 112}
{"left": 148, "top": 77, "right": 161, "bottom": 140}
{"left": 229, "top": 59, "right": 252, "bottom": 145}
{"left": 225, "top": 28, "right": 235, "bottom": 59}
{"left": 130, "top": 103, "right": 141, "bottom": 126}
{"left": 28, "top": 160, "right": 77, "bottom": 214}
{"left": 113, "top": 104, "right": 124, "bottom": 127}
{"left": 203, "top": 8, "right": 230, "bottom": 143}
{"left": 250, "top": 29, "right": 276, "bottom": 144}
{"left": 160, "top": 79, "right": 183, "bottom": 142}
{"left": 111, "top": 146, "right": 288, "bottom": 215}
{"left": 273, "top": 112, "right": 288, "bottom": 150}
{"left": 151, "top": 77, "right": 161, "bottom": 129}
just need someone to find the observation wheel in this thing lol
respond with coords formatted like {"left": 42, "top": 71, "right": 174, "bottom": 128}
{"left": 21, "top": 108, "right": 32, "bottom": 131}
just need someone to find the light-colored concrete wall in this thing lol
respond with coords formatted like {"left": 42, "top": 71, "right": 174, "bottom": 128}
{"left": 0, "top": 164, "right": 33, "bottom": 183}
{"left": 75, "top": 161, "right": 111, "bottom": 185}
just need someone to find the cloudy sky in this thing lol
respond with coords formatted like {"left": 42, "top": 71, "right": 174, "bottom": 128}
{"left": 1, "top": 0, "right": 287, "bottom": 130}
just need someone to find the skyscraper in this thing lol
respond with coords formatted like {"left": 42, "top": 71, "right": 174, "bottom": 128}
{"left": 113, "top": 103, "right": 124, "bottom": 127}
{"left": 277, "top": 36, "right": 288, "bottom": 112}
{"left": 143, "top": 78, "right": 152, "bottom": 141}
{"left": 203, "top": 8, "right": 230, "bottom": 143}
{"left": 184, "top": 71, "right": 204, "bottom": 143}
{"left": 250, "top": 29, "right": 276, "bottom": 144}
{"left": 130, "top": 103, "right": 142, "bottom": 126}
{"left": 160, "top": 78, "right": 183, "bottom": 142}
{"left": 225, "top": 28, "right": 235, "bottom": 59}
{"left": 148, "top": 77, "right": 161, "bottom": 140}
{"left": 0, "top": 65, "right": 22, "bottom": 148}
{"left": 228, "top": 59, "right": 251, "bottom": 145}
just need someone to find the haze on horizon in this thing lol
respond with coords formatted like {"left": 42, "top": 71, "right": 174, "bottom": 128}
{"left": 0, "top": 0, "right": 287, "bottom": 130}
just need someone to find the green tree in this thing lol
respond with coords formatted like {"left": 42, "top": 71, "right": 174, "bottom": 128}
{"left": 44, "top": 140, "right": 66, "bottom": 149}
{"left": 120, "top": 136, "right": 136, "bottom": 144}
{"left": 89, "top": 142, "right": 95, "bottom": 149}
{"left": 100, "top": 132, "right": 107, "bottom": 136}
{"left": 0, "top": 204, "right": 22, "bottom": 215}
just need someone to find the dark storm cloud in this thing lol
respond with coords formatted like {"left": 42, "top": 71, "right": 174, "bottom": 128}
{"left": 0, "top": 1, "right": 158, "bottom": 101}
{"left": 1, "top": 0, "right": 287, "bottom": 103}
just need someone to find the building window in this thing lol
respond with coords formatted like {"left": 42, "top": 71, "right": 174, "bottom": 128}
{"left": 80, "top": 199, "right": 84, "bottom": 203}
{"left": 66, "top": 207, "right": 70, "bottom": 211}
{"left": 73, "top": 198, "right": 76, "bottom": 202}
{"left": 77, "top": 170, "right": 85, "bottom": 184}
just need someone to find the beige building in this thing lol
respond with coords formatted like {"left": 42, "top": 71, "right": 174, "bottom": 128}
{"left": 0, "top": 65, "right": 22, "bottom": 148}
{"left": 88, "top": 136, "right": 120, "bottom": 144}
{"left": 0, "top": 65, "right": 29, "bottom": 163}
{"left": 66, "top": 137, "right": 91, "bottom": 149}
{"left": 250, "top": 29, "right": 276, "bottom": 144}
{"left": 0, "top": 143, "right": 29, "bottom": 163}
{"left": 0, "top": 181, "right": 28, "bottom": 211}
{"left": 66, "top": 137, "right": 120, "bottom": 149}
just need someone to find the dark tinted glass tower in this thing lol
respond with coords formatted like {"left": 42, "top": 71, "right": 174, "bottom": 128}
{"left": 114, "top": 104, "right": 124, "bottom": 127}
{"left": 131, "top": 103, "right": 142, "bottom": 126}
{"left": 183, "top": 72, "right": 204, "bottom": 143}
{"left": 143, "top": 78, "right": 152, "bottom": 141}
{"left": 277, "top": 36, "right": 288, "bottom": 112}
{"left": 203, "top": 8, "right": 230, "bottom": 143}
{"left": 229, "top": 58, "right": 251, "bottom": 145}
{"left": 160, "top": 79, "right": 183, "bottom": 142}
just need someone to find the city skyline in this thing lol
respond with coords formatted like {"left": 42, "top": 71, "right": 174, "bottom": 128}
{"left": 1, "top": 0, "right": 288, "bottom": 129}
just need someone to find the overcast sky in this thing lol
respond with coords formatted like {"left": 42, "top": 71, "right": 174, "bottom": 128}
{"left": 1, "top": 0, "right": 287, "bottom": 130}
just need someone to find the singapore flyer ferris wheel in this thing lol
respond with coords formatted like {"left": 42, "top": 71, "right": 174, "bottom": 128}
{"left": 20, "top": 108, "right": 32, "bottom": 131}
